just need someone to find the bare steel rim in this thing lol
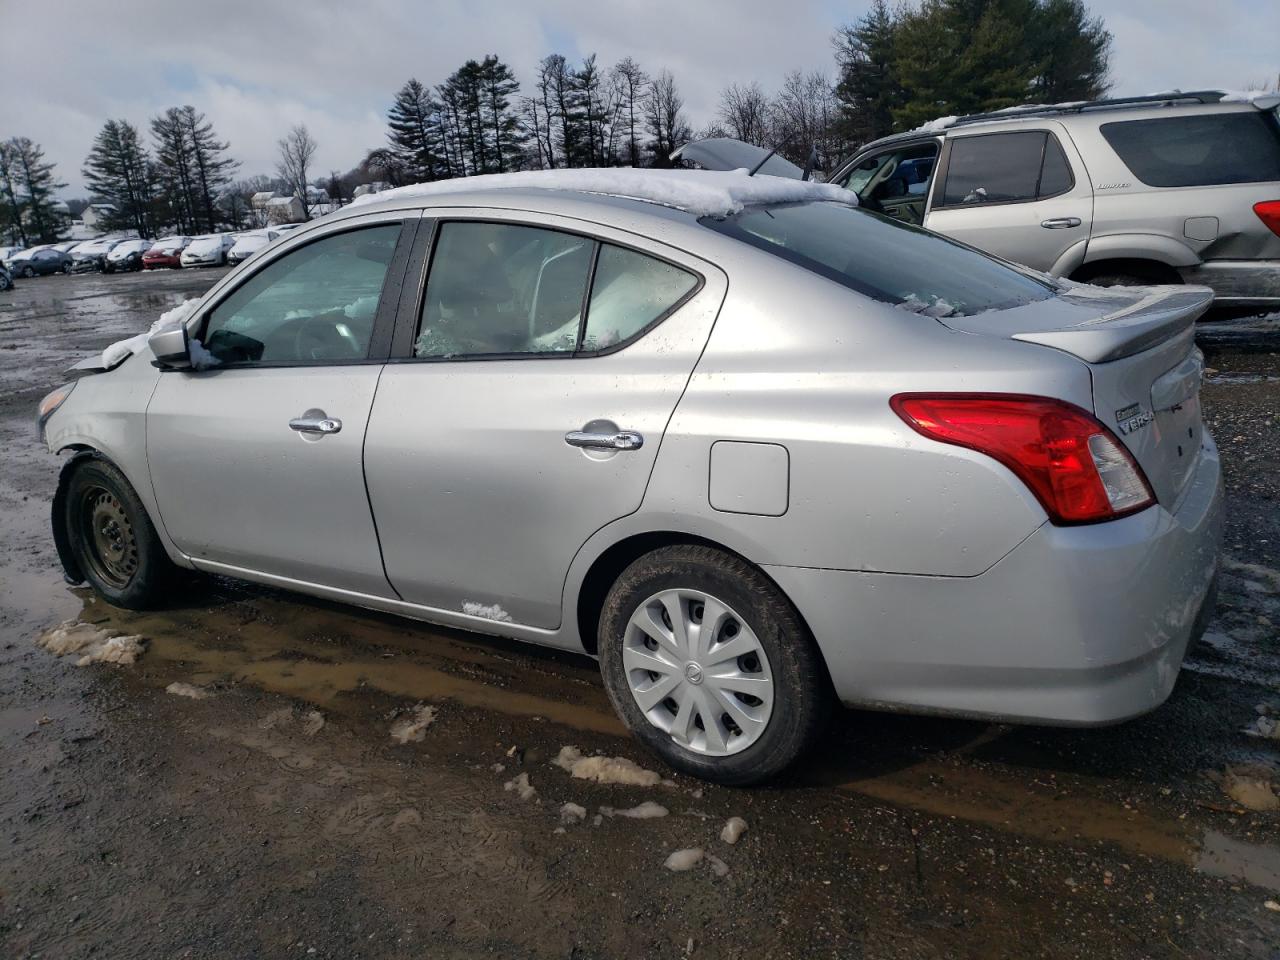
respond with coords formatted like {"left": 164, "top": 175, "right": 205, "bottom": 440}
{"left": 622, "top": 588, "right": 774, "bottom": 757}
{"left": 78, "top": 485, "right": 139, "bottom": 589}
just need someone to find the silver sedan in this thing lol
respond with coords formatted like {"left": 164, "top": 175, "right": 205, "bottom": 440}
{"left": 38, "top": 169, "right": 1223, "bottom": 784}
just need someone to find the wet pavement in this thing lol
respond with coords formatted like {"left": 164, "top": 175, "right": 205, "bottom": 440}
{"left": 1, "top": 270, "right": 1279, "bottom": 959}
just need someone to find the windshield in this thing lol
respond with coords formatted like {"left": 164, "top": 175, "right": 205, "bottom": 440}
{"left": 700, "top": 201, "right": 1054, "bottom": 317}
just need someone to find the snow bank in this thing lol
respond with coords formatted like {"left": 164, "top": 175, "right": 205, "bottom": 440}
{"left": 349, "top": 167, "right": 858, "bottom": 218}
{"left": 389, "top": 704, "right": 437, "bottom": 743}
{"left": 165, "top": 681, "right": 212, "bottom": 700}
{"left": 36, "top": 621, "right": 145, "bottom": 666}
{"left": 553, "top": 745, "right": 664, "bottom": 787}
{"left": 100, "top": 297, "right": 202, "bottom": 369}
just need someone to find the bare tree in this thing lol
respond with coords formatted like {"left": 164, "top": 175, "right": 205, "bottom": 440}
{"left": 771, "top": 71, "right": 840, "bottom": 171}
{"left": 718, "top": 82, "right": 774, "bottom": 146}
{"left": 645, "top": 70, "right": 691, "bottom": 167}
{"left": 276, "top": 124, "right": 317, "bottom": 221}
{"left": 610, "top": 57, "right": 649, "bottom": 167}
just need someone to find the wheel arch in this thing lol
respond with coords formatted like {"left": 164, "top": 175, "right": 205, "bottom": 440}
{"left": 1069, "top": 257, "right": 1185, "bottom": 285}
{"left": 572, "top": 529, "right": 830, "bottom": 685}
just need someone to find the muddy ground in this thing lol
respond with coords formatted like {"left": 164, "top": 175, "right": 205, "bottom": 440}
{"left": 1, "top": 269, "right": 1278, "bottom": 960}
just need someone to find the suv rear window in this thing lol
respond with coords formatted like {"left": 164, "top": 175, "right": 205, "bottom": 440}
{"left": 1100, "top": 111, "right": 1280, "bottom": 187}
{"left": 701, "top": 201, "right": 1053, "bottom": 317}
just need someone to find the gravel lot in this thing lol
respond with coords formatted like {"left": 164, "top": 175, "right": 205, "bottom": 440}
{"left": 1, "top": 269, "right": 1278, "bottom": 959}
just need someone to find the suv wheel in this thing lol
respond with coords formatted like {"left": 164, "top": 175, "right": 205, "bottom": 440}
{"left": 598, "top": 545, "right": 832, "bottom": 785}
{"left": 63, "top": 457, "right": 180, "bottom": 610}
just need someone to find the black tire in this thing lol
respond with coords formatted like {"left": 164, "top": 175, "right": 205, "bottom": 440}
{"left": 1086, "top": 272, "right": 1149, "bottom": 288}
{"left": 21, "top": 265, "right": 34, "bottom": 278}
{"left": 598, "top": 544, "right": 833, "bottom": 786}
{"left": 62, "top": 456, "right": 180, "bottom": 609}
{"left": 61, "top": 262, "right": 71, "bottom": 274}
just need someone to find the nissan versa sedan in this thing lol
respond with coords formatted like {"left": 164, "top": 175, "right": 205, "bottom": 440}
{"left": 38, "top": 169, "right": 1223, "bottom": 784}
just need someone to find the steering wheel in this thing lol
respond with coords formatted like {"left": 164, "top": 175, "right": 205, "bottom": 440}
{"left": 292, "top": 313, "right": 364, "bottom": 361}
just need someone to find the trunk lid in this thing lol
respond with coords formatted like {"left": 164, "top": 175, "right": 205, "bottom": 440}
{"left": 938, "top": 283, "right": 1213, "bottom": 507}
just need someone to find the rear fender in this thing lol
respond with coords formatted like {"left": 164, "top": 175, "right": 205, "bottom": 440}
{"left": 1084, "top": 234, "right": 1201, "bottom": 268}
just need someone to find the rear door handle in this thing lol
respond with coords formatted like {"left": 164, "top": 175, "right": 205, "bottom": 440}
{"left": 289, "top": 409, "right": 342, "bottom": 435}
{"left": 1040, "top": 217, "right": 1082, "bottom": 229}
{"left": 565, "top": 430, "right": 644, "bottom": 451}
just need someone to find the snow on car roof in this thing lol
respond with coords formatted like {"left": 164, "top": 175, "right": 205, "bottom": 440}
{"left": 348, "top": 168, "right": 858, "bottom": 218}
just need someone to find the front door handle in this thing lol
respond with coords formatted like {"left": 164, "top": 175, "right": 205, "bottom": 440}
{"left": 1040, "top": 217, "right": 1082, "bottom": 229}
{"left": 289, "top": 409, "right": 342, "bottom": 435}
{"left": 565, "top": 430, "right": 644, "bottom": 451}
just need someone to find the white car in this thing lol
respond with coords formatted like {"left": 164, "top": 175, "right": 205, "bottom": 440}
{"left": 70, "top": 238, "right": 123, "bottom": 272}
{"left": 226, "top": 229, "right": 280, "bottom": 265}
{"left": 180, "top": 234, "right": 236, "bottom": 268}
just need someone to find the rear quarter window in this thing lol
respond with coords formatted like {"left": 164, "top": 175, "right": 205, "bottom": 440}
{"left": 701, "top": 201, "right": 1054, "bottom": 318}
{"left": 1100, "top": 111, "right": 1280, "bottom": 187}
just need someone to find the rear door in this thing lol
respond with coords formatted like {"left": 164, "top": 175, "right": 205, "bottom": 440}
{"left": 146, "top": 213, "right": 418, "bottom": 595}
{"left": 925, "top": 125, "right": 1093, "bottom": 273}
{"left": 364, "top": 212, "right": 727, "bottom": 629}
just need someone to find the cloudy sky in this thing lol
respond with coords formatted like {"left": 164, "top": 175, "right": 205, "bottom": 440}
{"left": 2, "top": 0, "right": 1276, "bottom": 196}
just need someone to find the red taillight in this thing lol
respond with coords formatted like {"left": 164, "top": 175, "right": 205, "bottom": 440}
{"left": 890, "top": 393, "right": 1155, "bottom": 525}
{"left": 1255, "top": 200, "right": 1280, "bottom": 238}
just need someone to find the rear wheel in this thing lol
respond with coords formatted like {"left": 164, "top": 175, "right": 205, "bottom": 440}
{"left": 63, "top": 457, "right": 180, "bottom": 609}
{"left": 21, "top": 265, "right": 34, "bottom": 278}
{"left": 598, "top": 545, "right": 832, "bottom": 785}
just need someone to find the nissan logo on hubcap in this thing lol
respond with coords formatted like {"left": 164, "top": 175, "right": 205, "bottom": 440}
{"left": 684, "top": 662, "right": 704, "bottom": 685}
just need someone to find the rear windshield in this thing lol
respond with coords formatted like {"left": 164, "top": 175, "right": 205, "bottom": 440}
{"left": 700, "top": 201, "right": 1053, "bottom": 317}
{"left": 1100, "top": 111, "right": 1280, "bottom": 187}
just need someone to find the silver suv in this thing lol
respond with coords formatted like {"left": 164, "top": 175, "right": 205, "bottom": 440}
{"left": 830, "top": 91, "right": 1280, "bottom": 305}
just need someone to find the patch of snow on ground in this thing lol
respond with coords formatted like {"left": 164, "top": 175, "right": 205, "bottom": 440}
{"left": 559, "top": 802, "right": 587, "bottom": 824}
{"left": 165, "top": 682, "right": 212, "bottom": 700}
{"left": 706, "top": 853, "right": 730, "bottom": 877}
{"left": 350, "top": 168, "right": 858, "bottom": 218}
{"left": 301, "top": 710, "right": 325, "bottom": 736}
{"left": 504, "top": 772, "right": 538, "bottom": 801}
{"left": 461, "top": 601, "right": 514, "bottom": 623}
{"left": 600, "top": 801, "right": 669, "bottom": 820}
{"left": 1221, "top": 767, "right": 1280, "bottom": 812}
{"left": 389, "top": 704, "right": 437, "bottom": 744}
{"left": 663, "top": 848, "right": 704, "bottom": 872}
{"left": 36, "top": 621, "right": 145, "bottom": 666}
{"left": 553, "top": 745, "right": 664, "bottom": 787}
{"left": 721, "top": 816, "right": 748, "bottom": 844}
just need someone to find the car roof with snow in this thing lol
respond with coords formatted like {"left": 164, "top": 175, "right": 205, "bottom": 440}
{"left": 343, "top": 168, "right": 858, "bottom": 224}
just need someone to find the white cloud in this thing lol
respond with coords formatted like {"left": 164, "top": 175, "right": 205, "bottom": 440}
{"left": 1, "top": 0, "right": 1275, "bottom": 196}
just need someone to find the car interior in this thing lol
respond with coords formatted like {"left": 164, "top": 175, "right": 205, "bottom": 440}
{"left": 839, "top": 143, "right": 940, "bottom": 225}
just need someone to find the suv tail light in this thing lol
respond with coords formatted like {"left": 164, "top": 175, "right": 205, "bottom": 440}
{"left": 1254, "top": 200, "right": 1280, "bottom": 238}
{"left": 891, "top": 393, "right": 1155, "bottom": 525}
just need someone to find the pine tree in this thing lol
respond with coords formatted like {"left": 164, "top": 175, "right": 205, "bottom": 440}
{"left": 387, "top": 78, "right": 447, "bottom": 182}
{"left": 478, "top": 55, "right": 522, "bottom": 173}
{"left": 0, "top": 138, "right": 66, "bottom": 244}
{"left": 833, "top": 0, "right": 901, "bottom": 146}
{"left": 151, "top": 107, "right": 198, "bottom": 233}
{"left": 0, "top": 143, "right": 29, "bottom": 246}
{"left": 1031, "top": 0, "right": 1112, "bottom": 102}
{"left": 82, "top": 119, "right": 156, "bottom": 237}
{"left": 574, "top": 55, "right": 609, "bottom": 166}
{"left": 179, "top": 106, "right": 237, "bottom": 232}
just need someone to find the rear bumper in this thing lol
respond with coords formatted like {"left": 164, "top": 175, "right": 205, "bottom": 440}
{"left": 1179, "top": 260, "right": 1280, "bottom": 306}
{"left": 767, "top": 435, "right": 1224, "bottom": 725}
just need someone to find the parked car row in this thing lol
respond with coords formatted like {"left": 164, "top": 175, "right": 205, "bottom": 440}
{"left": 1, "top": 224, "right": 306, "bottom": 284}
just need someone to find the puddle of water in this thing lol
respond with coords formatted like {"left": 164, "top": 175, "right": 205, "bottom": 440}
{"left": 1196, "top": 828, "right": 1280, "bottom": 891}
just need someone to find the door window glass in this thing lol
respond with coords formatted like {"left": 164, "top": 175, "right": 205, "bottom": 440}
{"left": 582, "top": 246, "right": 698, "bottom": 351}
{"left": 203, "top": 223, "right": 401, "bottom": 365}
{"left": 1038, "top": 134, "right": 1074, "bottom": 195}
{"left": 1100, "top": 112, "right": 1280, "bottom": 187}
{"left": 942, "top": 132, "right": 1047, "bottom": 205}
{"left": 416, "top": 222, "right": 593, "bottom": 358}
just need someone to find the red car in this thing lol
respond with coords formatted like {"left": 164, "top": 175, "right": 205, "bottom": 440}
{"left": 142, "top": 236, "right": 191, "bottom": 269}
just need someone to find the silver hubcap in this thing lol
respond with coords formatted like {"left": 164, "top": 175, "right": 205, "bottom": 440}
{"left": 623, "top": 589, "right": 774, "bottom": 757}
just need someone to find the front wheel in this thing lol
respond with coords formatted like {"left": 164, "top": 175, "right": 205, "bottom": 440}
{"left": 598, "top": 545, "right": 832, "bottom": 785}
{"left": 62, "top": 457, "right": 180, "bottom": 609}
{"left": 61, "top": 262, "right": 71, "bottom": 274}
{"left": 21, "top": 265, "right": 34, "bottom": 278}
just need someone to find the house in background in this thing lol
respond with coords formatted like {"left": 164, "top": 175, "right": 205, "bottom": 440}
{"left": 265, "top": 195, "right": 305, "bottom": 225}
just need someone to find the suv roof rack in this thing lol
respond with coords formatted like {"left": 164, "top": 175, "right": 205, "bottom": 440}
{"left": 949, "top": 90, "right": 1229, "bottom": 128}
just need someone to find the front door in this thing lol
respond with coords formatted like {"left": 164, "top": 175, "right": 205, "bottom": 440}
{"left": 146, "top": 216, "right": 415, "bottom": 596}
{"left": 924, "top": 125, "right": 1093, "bottom": 273}
{"left": 364, "top": 215, "right": 727, "bottom": 629}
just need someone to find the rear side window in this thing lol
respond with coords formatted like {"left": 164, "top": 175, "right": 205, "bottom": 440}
{"left": 415, "top": 221, "right": 700, "bottom": 358}
{"left": 701, "top": 201, "right": 1053, "bottom": 317}
{"left": 941, "top": 131, "right": 1075, "bottom": 206}
{"left": 1100, "top": 112, "right": 1280, "bottom": 187}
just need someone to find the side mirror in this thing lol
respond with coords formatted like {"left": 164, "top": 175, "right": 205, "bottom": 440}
{"left": 149, "top": 325, "right": 192, "bottom": 370}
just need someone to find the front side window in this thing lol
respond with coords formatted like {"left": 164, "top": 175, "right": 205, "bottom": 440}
{"left": 1100, "top": 111, "right": 1280, "bottom": 187}
{"left": 203, "top": 223, "right": 401, "bottom": 365}
{"left": 941, "top": 131, "right": 1073, "bottom": 206}
{"left": 701, "top": 201, "right": 1054, "bottom": 317}
{"left": 414, "top": 222, "right": 699, "bottom": 359}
